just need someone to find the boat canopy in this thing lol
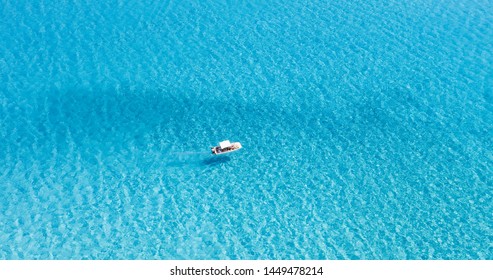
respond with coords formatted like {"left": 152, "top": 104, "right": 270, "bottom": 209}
{"left": 219, "top": 140, "right": 231, "bottom": 149}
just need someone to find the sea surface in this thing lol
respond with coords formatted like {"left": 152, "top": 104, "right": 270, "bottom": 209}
{"left": 1, "top": 0, "right": 492, "bottom": 259}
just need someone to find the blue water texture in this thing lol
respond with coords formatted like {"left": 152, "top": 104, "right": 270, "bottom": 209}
{"left": 1, "top": 0, "right": 492, "bottom": 259}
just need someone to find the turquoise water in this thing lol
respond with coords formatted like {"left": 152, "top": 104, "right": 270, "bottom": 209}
{"left": 1, "top": 0, "right": 492, "bottom": 259}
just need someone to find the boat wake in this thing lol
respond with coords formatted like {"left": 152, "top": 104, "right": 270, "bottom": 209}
{"left": 170, "top": 151, "right": 210, "bottom": 155}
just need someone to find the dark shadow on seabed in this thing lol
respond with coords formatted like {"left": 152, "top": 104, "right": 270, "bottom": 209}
{"left": 0, "top": 87, "right": 270, "bottom": 171}
{"left": 4, "top": 83, "right": 491, "bottom": 175}
{"left": 202, "top": 156, "right": 231, "bottom": 166}
{"left": 165, "top": 153, "right": 231, "bottom": 168}
{"left": 0, "top": 85, "right": 321, "bottom": 159}
{"left": 2, "top": 84, "right": 491, "bottom": 168}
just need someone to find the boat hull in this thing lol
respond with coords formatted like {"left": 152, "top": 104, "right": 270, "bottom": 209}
{"left": 211, "top": 142, "right": 242, "bottom": 155}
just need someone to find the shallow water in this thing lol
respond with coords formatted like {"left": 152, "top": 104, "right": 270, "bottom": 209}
{"left": 0, "top": 0, "right": 492, "bottom": 259}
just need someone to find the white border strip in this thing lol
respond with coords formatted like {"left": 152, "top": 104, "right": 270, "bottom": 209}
{"left": 0, "top": 260, "right": 492, "bottom": 280}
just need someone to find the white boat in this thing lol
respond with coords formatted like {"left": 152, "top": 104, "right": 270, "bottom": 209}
{"left": 211, "top": 140, "right": 242, "bottom": 155}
